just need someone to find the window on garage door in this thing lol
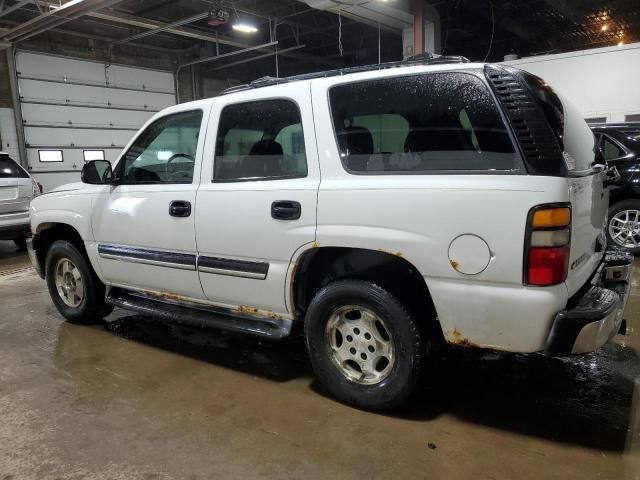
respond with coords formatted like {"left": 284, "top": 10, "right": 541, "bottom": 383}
{"left": 117, "top": 110, "right": 203, "bottom": 184}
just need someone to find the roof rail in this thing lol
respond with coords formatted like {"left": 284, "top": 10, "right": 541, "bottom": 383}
{"left": 219, "top": 52, "right": 470, "bottom": 96}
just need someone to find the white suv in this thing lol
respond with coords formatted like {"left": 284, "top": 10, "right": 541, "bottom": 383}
{"left": 27, "top": 56, "right": 633, "bottom": 410}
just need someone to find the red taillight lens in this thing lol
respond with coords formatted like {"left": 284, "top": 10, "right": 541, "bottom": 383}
{"left": 527, "top": 246, "right": 569, "bottom": 286}
{"left": 525, "top": 204, "right": 571, "bottom": 286}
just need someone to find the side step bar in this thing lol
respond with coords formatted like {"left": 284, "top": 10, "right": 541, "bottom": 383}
{"left": 106, "top": 287, "right": 292, "bottom": 340}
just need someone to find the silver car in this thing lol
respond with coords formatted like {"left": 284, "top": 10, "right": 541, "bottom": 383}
{"left": 0, "top": 152, "right": 40, "bottom": 249}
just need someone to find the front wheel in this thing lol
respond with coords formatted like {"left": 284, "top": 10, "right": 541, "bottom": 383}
{"left": 304, "top": 280, "right": 426, "bottom": 411}
{"left": 607, "top": 200, "right": 640, "bottom": 255}
{"left": 45, "top": 240, "right": 113, "bottom": 324}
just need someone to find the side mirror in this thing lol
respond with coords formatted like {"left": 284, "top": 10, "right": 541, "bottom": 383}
{"left": 81, "top": 160, "right": 113, "bottom": 185}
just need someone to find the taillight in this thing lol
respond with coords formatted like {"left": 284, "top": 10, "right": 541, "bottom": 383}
{"left": 525, "top": 205, "right": 571, "bottom": 286}
{"left": 31, "top": 179, "right": 40, "bottom": 197}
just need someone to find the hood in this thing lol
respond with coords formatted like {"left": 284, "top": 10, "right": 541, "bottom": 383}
{"left": 47, "top": 182, "right": 86, "bottom": 194}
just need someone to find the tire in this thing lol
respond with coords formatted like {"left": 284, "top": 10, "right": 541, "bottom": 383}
{"left": 607, "top": 199, "right": 640, "bottom": 255}
{"left": 13, "top": 236, "right": 27, "bottom": 250}
{"left": 304, "top": 279, "right": 426, "bottom": 411}
{"left": 45, "top": 240, "right": 113, "bottom": 324}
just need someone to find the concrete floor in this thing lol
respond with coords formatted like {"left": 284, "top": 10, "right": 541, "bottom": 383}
{"left": 1, "top": 239, "right": 640, "bottom": 480}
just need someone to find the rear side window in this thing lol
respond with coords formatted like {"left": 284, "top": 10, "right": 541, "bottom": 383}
{"left": 328, "top": 72, "right": 517, "bottom": 174}
{"left": 214, "top": 99, "right": 307, "bottom": 182}
{"left": 519, "top": 71, "right": 565, "bottom": 150}
{"left": 0, "top": 156, "right": 29, "bottom": 178}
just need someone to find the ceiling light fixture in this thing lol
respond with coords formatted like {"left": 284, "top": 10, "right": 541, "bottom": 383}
{"left": 232, "top": 23, "right": 258, "bottom": 33}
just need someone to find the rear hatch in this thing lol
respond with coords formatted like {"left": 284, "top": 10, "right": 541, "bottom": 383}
{"left": 487, "top": 66, "right": 608, "bottom": 296}
{"left": 0, "top": 156, "right": 33, "bottom": 216}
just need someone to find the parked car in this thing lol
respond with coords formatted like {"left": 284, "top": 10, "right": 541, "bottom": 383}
{"left": 590, "top": 123, "right": 640, "bottom": 254}
{"left": 27, "top": 56, "right": 633, "bottom": 411}
{"left": 0, "top": 152, "right": 40, "bottom": 249}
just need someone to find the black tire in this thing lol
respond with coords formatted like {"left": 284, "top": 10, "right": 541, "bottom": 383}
{"left": 45, "top": 240, "right": 113, "bottom": 324}
{"left": 304, "top": 280, "right": 426, "bottom": 411}
{"left": 13, "top": 236, "right": 27, "bottom": 250}
{"left": 607, "top": 199, "right": 640, "bottom": 255}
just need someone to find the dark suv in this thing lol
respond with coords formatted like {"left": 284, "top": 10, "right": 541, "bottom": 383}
{"left": 591, "top": 123, "right": 640, "bottom": 254}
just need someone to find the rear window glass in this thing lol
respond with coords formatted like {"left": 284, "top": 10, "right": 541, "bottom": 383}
{"left": 328, "top": 72, "right": 517, "bottom": 174}
{"left": 0, "top": 156, "right": 28, "bottom": 178}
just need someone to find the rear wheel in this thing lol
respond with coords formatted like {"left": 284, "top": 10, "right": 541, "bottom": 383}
{"left": 304, "top": 280, "right": 426, "bottom": 411}
{"left": 45, "top": 240, "right": 113, "bottom": 324}
{"left": 607, "top": 200, "right": 640, "bottom": 255}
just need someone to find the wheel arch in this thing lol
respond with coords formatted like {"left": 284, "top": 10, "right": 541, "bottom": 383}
{"left": 291, "top": 246, "right": 442, "bottom": 338}
{"left": 34, "top": 223, "right": 87, "bottom": 278}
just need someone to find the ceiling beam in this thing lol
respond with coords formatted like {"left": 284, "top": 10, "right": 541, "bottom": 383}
{"left": 110, "top": 10, "right": 210, "bottom": 46}
{"left": 0, "top": 0, "right": 33, "bottom": 19}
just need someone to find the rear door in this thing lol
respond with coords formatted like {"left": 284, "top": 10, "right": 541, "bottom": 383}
{"left": 0, "top": 156, "right": 32, "bottom": 216}
{"left": 195, "top": 84, "right": 319, "bottom": 317}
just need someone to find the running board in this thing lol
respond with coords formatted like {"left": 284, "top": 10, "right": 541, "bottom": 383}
{"left": 105, "top": 287, "right": 292, "bottom": 340}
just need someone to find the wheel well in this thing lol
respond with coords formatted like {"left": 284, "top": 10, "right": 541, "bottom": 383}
{"left": 293, "top": 247, "right": 440, "bottom": 334}
{"left": 35, "top": 224, "right": 86, "bottom": 277}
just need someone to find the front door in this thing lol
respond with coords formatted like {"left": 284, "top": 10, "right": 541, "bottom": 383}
{"left": 92, "top": 107, "right": 209, "bottom": 299}
{"left": 195, "top": 86, "right": 319, "bottom": 316}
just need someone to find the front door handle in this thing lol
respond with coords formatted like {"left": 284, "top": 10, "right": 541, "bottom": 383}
{"left": 169, "top": 200, "right": 191, "bottom": 217}
{"left": 271, "top": 200, "right": 301, "bottom": 220}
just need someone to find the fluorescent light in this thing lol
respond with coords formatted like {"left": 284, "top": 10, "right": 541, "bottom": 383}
{"left": 232, "top": 23, "right": 258, "bottom": 33}
{"left": 49, "top": 0, "right": 86, "bottom": 10}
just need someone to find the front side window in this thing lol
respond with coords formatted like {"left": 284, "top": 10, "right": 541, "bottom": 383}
{"left": 329, "top": 73, "right": 517, "bottom": 174}
{"left": 214, "top": 99, "right": 307, "bottom": 181}
{"left": 0, "top": 156, "right": 29, "bottom": 178}
{"left": 118, "top": 110, "right": 203, "bottom": 184}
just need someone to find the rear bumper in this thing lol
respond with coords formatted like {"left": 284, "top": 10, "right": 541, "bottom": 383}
{"left": 545, "top": 250, "right": 633, "bottom": 355}
{"left": 0, "top": 221, "right": 30, "bottom": 240}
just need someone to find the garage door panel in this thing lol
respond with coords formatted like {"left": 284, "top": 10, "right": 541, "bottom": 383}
{"left": 16, "top": 51, "right": 175, "bottom": 188}
{"left": 27, "top": 147, "right": 124, "bottom": 171}
{"left": 19, "top": 79, "right": 175, "bottom": 111}
{"left": 22, "top": 104, "right": 153, "bottom": 129}
{"left": 17, "top": 52, "right": 108, "bottom": 84}
{"left": 25, "top": 126, "right": 134, "bottom": 147}
{"left": 110, "top": 65, "right": 175, "bottom": 92}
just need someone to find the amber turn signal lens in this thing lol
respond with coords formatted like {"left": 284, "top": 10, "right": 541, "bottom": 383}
{"left": 532, "top": 208, "right": 571, "bottom": 228}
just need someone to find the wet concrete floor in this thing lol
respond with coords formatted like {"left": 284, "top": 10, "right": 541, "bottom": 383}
{"left": 1, "top": 239, "right": 640, "bottom": 479}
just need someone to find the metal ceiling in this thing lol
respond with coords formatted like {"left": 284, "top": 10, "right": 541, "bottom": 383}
{"left": 434, "top": 0, "right": 640, "bottom": 60}
{"left": 0, "top": 0, "right": 637, "bottom": 78}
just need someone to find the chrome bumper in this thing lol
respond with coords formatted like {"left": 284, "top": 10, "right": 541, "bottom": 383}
{"left": 545, "top": 250, "right": 633, "bottom": 356}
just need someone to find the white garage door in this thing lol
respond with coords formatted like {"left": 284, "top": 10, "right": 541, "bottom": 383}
{"left": 16, "top": 51, "right": 176, "bottom": 191}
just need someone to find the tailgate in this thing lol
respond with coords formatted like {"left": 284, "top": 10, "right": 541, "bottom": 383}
{"left": 0, "top": 178, "right": 31, "bottom": 215}
{"left": 565, "top": 173, "right": 607, "bottom": 296}
{"left": 561, "top": 94, "right": 608, "bottom": 297}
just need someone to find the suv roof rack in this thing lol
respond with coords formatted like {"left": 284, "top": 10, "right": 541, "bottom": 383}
{"left": 219, "top": 52, "right": 470, "bottom": 96}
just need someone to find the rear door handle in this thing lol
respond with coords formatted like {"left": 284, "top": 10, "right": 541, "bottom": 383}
{"left": 271, "top": 200, "right": 301, "bottom": 220}
{"left": 169, "top": 200, "right": 191, "bottom": 217}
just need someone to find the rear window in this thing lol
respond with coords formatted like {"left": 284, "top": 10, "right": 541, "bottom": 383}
{"left": 0, "top": 156, "right": 29, "bottom": 178}
{"left": 328, "top": 72, "right": 517, "bottom": 174}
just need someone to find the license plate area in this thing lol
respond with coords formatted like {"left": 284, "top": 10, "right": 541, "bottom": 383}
{"left": 0, "top": 187, "right": 17, "bottom": 201}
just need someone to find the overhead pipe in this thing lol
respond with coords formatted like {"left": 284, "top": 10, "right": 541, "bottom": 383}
{"left": 175, "top": 41, "right": 279, "bottom": 103}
